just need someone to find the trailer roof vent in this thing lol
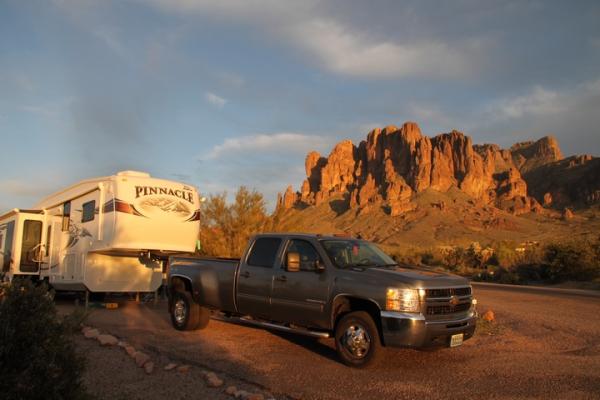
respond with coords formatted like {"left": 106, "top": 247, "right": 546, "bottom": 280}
{"left": 116, "top": 170, "right": 151, "bottom": 178}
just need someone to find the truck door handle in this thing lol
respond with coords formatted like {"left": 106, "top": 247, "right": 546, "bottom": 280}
{"left": 275, "top": 275, "right": 287, "bottom": 282}
{"left": 240, "top": 271, "right": 250, "bottom": 278}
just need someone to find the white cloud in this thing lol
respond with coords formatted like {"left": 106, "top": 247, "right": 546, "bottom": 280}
{"left": 491, "top": 86, "right": 566, "bottom": 120}
{"left": 203, "top": 132, "right": 333, "bottom": 160}
{"left": 141, "top": 0, "right": 482, "bottom": 79}
{"left": 284, "top": 19, "right": 478, "bottom": 79}
{"left": 204, "top": 91, "right": 227, "bottom": 108}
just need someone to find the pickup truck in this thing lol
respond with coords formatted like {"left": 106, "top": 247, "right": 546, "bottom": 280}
{"left": 167, "top": 233, "right": 477, "bottom": 367}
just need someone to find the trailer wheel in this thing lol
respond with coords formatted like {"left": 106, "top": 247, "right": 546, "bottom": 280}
{"left": 170, "top": 291, "right": 210, "bottom": 331}
{"left": 334, "top": 311, "right": 381, "bottom": 368}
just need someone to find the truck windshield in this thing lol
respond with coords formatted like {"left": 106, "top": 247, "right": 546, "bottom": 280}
{"left": 320, "top": 240, "right": 396, "bottom": 269}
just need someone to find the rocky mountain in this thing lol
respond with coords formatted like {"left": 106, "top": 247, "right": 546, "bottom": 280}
{"left": 276, "top": 122, "right": 599, "bottom": 217}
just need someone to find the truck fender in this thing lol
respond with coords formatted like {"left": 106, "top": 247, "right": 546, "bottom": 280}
{"left": 330, "top": 294, "right": 385, "bottom": 345}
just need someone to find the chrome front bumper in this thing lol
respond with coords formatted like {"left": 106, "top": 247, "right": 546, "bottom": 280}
{"left": 379, "top": 310, "right": 477, "bottom": 348}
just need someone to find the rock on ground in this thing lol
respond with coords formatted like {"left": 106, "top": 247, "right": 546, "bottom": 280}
{"left": 97, "top": 334, "right": 119, "bottom": 346}
{"left": 134, "top": 351, "right": 151, "bottom": 368}
{"left": 163, "top": 363, "right": 178, "bottom": 371}
{"left": 83, "top": 328, "right": 100, "bottom": 339}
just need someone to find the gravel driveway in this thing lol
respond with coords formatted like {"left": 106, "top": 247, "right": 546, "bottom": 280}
{"left": 65, "top": 284, "right": 600, "bottom": 400}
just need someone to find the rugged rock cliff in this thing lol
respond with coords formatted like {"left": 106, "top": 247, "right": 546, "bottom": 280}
{"left": 277, "top": 122, "right": 597, "bottom": 215}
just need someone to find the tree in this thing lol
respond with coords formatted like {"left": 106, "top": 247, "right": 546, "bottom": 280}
{"left": 198, "top": 187, "right": 271, "bottom": 257}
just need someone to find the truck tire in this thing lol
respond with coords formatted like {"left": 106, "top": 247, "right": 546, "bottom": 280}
{"left": 170, "top": 291, "right": 209, "bottom": 331}
{"left": 334, "top": 311, "right": 381, "bottom": 368}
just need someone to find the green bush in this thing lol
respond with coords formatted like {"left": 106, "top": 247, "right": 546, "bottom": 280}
{"left": 544, "top": 241, "right": 600, "bottom": 282}
{"left": 0, "top": 279, "right": 89, "bottom": 400}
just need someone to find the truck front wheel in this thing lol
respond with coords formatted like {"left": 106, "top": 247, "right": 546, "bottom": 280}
{"left": 170, "top": 291, "right": 210, "bottom": 331}
{"left": 334, "top": 311, "right": 381, "bottom": 368}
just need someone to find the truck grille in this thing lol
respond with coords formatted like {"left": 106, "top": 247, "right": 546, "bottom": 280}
{"left": 426, "top": 302, "right": 471, "bottom": 315}
{"left": 424, "top": 286, "right": 472, "bottom": 318}
{"left": 425, "top": 287, "right": 471, "bottom": 298}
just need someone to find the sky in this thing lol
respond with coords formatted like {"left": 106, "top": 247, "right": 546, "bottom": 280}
{"left": 1, "top": 0, "right": 599, "bottom": 212}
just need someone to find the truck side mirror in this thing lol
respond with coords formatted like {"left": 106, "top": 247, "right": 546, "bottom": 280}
{"left": 315, "top": 260, "right": 325, "bottom": 273}
{"left": 286, "top": 252, "right": 300, "bottom": 272}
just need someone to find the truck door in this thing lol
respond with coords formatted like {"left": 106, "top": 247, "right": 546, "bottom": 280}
{"left": 270, "top": 239, "right": 330, "bottom": 329}
{"left": 236, "top": 237, "right": 282, "bottom": 319}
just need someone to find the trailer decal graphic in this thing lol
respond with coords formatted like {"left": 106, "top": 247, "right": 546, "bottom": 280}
{"left": 65, "top": 220, "right": 92, "bottom": 249}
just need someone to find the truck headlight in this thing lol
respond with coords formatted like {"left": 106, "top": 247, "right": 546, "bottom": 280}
{"left": 386, "top": 288, "right": 420, "bottom": 312}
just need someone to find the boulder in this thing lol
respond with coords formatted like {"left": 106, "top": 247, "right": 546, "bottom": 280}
{"left": 482, "top": 310, "right": 495, "bottom": 322}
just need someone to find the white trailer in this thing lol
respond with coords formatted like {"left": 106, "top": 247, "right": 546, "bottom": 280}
{"left": 0, "top": 171, "right": 200, "bottom": 293}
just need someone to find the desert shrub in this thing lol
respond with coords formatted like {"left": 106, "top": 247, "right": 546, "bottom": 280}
{"left": 199, "top": 186, "right": 272, "bottom": 257}
{"left": 543, "top": 241, "right": 600, "bottom": 282}
{"left": 0, "top": 279, "right": 88, "bottom": 400}
{"left": 489, "top": 241, "right": 520, "bottom": 268}
{"left": 388, "top": 248, "right": 422, "bottom": 265}
{"left": 514, "top": 263, "right": 545, "bottom": 282}
{"left": 420, "top": 250, "right": 436, "bottom": 266}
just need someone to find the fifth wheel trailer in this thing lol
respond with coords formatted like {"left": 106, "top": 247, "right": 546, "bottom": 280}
{"left": 0, "top": 171, "right": 200, "bottom": 293}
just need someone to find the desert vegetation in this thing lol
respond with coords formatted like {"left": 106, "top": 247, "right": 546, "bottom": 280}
{"left": 0, "top": 279, "right": 90, "bottom": 400}
{"left": 198, "top": 186, "right": 272, "bottom": 258}
{"left": 387, "top": 237, "right": 600, "bottom": 287}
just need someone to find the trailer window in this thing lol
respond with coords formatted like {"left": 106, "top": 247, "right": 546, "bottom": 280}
{"left": 45, "top": 225, "right": 51, "bottom": 256}
{"left": 62, "top": 201, "right": 71, "bottom": 232}
{"left": 82, "top": 200, "right": 96, "bottom": 223}
{"left": 247, "top": 238, "right": 281, "bottom": 268}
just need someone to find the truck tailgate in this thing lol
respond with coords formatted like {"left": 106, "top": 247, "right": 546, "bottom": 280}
{"left": 169, "top": 256, "right": 239, "bottom": 313}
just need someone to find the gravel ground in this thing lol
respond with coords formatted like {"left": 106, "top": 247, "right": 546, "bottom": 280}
{"left": 74, "top": 325, "right": 278, "bottom": 400}
{"left": 64, "top": 284, "right": 600, "bottom": 400}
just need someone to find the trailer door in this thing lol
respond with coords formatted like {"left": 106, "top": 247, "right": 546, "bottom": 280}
{"left": 41, "top": 218, "right": 63, "bottom": 279}
{"left": 19, "top": 219, "right": 43, "bottom": 273}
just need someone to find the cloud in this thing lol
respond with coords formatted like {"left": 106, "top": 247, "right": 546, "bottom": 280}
{"left": 284, "top": 18, "right": 480, "bottom": 79}
{"left": 204, "top": 91, "right": 227, "bottom": 108}
{"left": 203, "top": 132, "right": 333, "bottom": 160}
{"left": 197, "top": 132, "right": 336, "bottom": 210}
{"left": 141, "top": 0, "right": 484, "bottom": 79}
{"left": 490, "top": 86, "right": 566, "bottom": 120}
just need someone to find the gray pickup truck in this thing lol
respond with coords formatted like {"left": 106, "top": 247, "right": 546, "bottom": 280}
{"left": 167, "top": 233, "right": 477, "bottom": 367}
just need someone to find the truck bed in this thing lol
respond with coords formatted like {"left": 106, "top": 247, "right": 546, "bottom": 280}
{"left": 169, "top": 255, "right": 239, "bottom": 313}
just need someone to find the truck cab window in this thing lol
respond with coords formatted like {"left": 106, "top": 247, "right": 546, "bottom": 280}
{"left": 285, "top": 240, "right": 321, "bottom": 271}
{"left": 247, "top": 237, "right": 281, "bottom": 268}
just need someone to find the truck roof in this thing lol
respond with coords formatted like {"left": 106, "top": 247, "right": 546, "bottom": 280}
{"left": 254, "top": 232, "right": 360, "bottom": 241}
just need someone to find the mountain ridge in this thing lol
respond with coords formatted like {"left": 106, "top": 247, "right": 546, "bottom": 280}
{"left": 277, "top": 122, "right": 598, "bottom": 215}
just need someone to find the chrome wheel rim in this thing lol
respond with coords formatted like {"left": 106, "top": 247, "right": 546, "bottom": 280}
{"left": 174, "top": 299, "right": 187, "bottom": 325}
{"left": 341, "top": 324, "right": 371, "bottom": 358}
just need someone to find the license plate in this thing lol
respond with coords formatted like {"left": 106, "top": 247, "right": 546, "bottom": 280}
{"left": 450, "top": 333, "right": 464, "bottom": 347}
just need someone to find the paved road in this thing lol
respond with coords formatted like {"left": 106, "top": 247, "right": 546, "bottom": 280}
{"left": 72, "top": 284, "right": 600, "bottom": 400}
